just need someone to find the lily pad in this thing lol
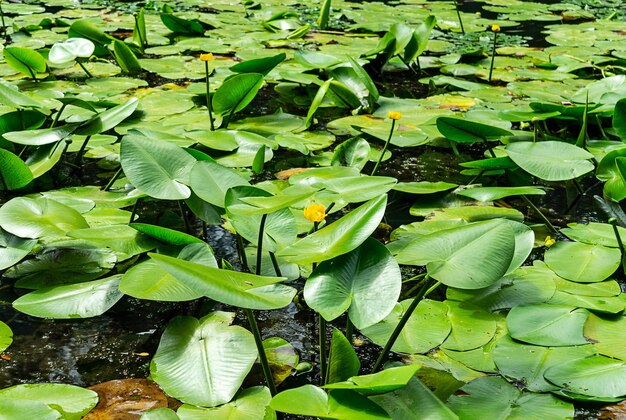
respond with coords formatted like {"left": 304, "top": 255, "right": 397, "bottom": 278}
{"left": 544, "top": 241, "right": 621, "bottom": 283}
{"left": 150, "top": 313, "right": 257, "bottom": 407}
{"left": 304, "top": 237, "right": 401, "bottom": 329}
{"left": 506, "top": 304, "right": 589, "bottom": 346}
{"left": 447, "top": 376, "right": 574, "bottom": 418}
{"left": 505, "top": 141, "right": 594, "bottom": 181}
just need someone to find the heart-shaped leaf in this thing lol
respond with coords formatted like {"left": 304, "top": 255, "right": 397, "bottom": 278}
{"left": 0, "top": 197, "right": 89, "bottom": 239}
{"left": 150, "top": 314, "right": 257, "bottom": 407}
{"left": 505, "top": 141, "right": 594, "bottom": 181}
{"left": 395, "top": 219, "right": 516, "bottom": 289}
{"left": 121, "top": 133, "right": 196, "bottom": 200}
{"left": 304, "top": 238, "right": 401, "bottom": 329}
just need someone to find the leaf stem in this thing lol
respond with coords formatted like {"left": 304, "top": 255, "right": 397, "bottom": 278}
{"left": 74, "top": 135, "right": 92, "bottom": 164}
{"left": 269, "top": 251, "right": 282, "bottom": 277}
{"left": 370, "top": 119, "right": 396, "bottom": 176}
{"left": 129, "top": 197, "right": 142, "bottom": 223}
{"left": 256, "top": 214, "right": 267, "bottom": 275}
{"left": 488, "top": 30, "right": 498, "bottom": 83}
{"left": 236, "top": 233, "right": 250, "bottom": 272}
{"left": 102, "top": 166, "right": 123, "bottom": 191}
{"left": 454, "top": 1, "right": 465, "bottom": 35}
{"left": 247, "top": 212, "right": 276, "bottom": 394}
{"left": 244, "top": 308, "right": 277, "bottom": 396}
{"left": 77, "top": 60, "right": 94, "bottom": 78}
{"left": 178, "top": 200, "right": 191, "bottom": 234}
{"left": 345, "top": 316, "right": 353, "bottom": 344}
{"left": 205, "top": 61, "right": 215, "bottom": 131}
{"left": 521, "top": 194, "right": 557, "bottom": 235}
{"left": 372, "top": 275, "right": 434, "bottom": 373}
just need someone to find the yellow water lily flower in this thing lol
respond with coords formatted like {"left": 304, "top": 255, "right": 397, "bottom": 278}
{"left": 304, "top": 204, "right": 326, "bottom": 223}
{"left": 200, "top": 53, "right": 213, "bottom": 61}
{"left": 387, "top": 111, "right": 402, "bottom": 120}
{"left": 544, "top": 236, "right": 556, "bottom": 247}
{"left": 491, "top": 24, "right": 501, "bottom": 32}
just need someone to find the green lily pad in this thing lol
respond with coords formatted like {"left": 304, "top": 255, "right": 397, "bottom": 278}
{"left": 0, "top": 321, "right": 12, "bottom": 352}
{"left": 0, "top": 384, "right": 98, "bottom": 420}
{"left": 455, "top": 186, "right": 546, "bottom": 202}
{"left": 361, "top": 299, "right": 451, "bottom": 354}
{"left": 13, "top": 275, "right": 124, "bottom": 319}
{"left": 440, "top": 301, "right": 497, "bottom": 352}
{"left": 561, "top": 222, "right": 626, "bottom": 248}
{"left": 176, "top": 387, "right": 273, "bottom": 419}
{"left": 0, "top": 197, "right": 89, "bottom": 239}
{"left": 323, "top": 365, "right": 420, "bottom": 395}
{"left": 446, "top": 264, "right": 558, "bottom": 311}
{"left": 304, "top": 237, "right": 401, "bottom": 329}
{"left": 270, "top": 385, "right": 389, "bottom": 419}
{"left": 544, "top": 241, "right": 621, "bottom": 283}
{"left": 395, "top": 219, "right": 516, "bottom": 289}
{"left": 151, "top": 313, "right": 257, "bottom": 407}
{"left": 447, "top": 376, "right": 573, "bottom": 419}
{"left": 493, "top": 335, "right": 596, "bottom": 392}
{"left": 544, "top": 355, "right": 626, "bottom": 399}
{"left": 506, "top": 304, "right": 589, "bottom": 346}
{"left": 584, "top": 313, "right": 626, "bottom": 361}
{"left": 505, "top": 141, "right": 594, "bottom": 181}
{"left": 7, "top": 247, "right": 117, "bottom": 289}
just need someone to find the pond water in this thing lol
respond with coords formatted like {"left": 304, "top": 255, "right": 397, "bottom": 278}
{"left": 0, "top": 0, "right": 625, "bottom": 417}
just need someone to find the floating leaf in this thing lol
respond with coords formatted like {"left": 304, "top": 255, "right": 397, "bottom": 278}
{"left": 506, "top": 304, "right": 589, "bottom": 346}
{"left": 493, "top": 335, "right": 596, "bottom": 392}
{"left": 544, "top": 241, "right": 620, "bottom": 283}
{"left": 505, "top": 141, "right": 594, "bottom": 181}
{"left": 151, "top": 314, "right": 257, "bottom": 407}
{"left": 304, "top": 238, "right": 401, "bottom": 329}
{"left": 176, "top": 387, "right": 273, "bottom": 419}
{"left": 324, "top": 365, "right": 420, "bottom": 395}
{"left": 0, "top": 383, "right": 98, "bottom": 419}
{"left": 447, "top": 376, "right": 573, "bottom": 418}
{"left": 361, "top": 299, "right": 451, "bottom": 354}
{"left": 0, "top": 197, "right": 89, "bottom": 239}
{"left": 395, "top": 219, "right": 516, "bottom": 289}
{"left": 121, "top": 133, "right": 195, "bottom": 200}
{"left": 544, "top": 355, "right": 626, "bottom": 399}
{"left": 440, "top": 301, "right": 497, "bottom": 351}
{"left": 13, "top": 275, "right": 123, "bottom": 319}
{"left": 270, "top": 385, "right": 389, "bottom": 419}
{"left": 437, "top": 117, "right": 512, "bottom": 143}
{"left": 455, "top": 186, "right": 546, "bottom": 202}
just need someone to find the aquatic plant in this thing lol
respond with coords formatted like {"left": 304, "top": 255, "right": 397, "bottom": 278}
{"left": 1, "top": 0, "right": 626, "bottom": 418}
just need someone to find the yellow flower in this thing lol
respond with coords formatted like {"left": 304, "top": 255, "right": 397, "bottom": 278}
{"left": 200, "top": 53, "right": 214, "bottom": 61}
{"left": 544, "top": 236, "right": 556, "bottom": 247}
{"left": 304, "top": 203, "right": 326, "bottom": 223}
{"left": 491, "top": 24, "right": 501, "bottom": 32}
{"left": 387, "top": 111, "right": 402, "bottom": 120}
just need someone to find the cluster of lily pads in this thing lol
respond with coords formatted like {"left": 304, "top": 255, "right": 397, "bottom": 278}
{"left": 0, "top": 0, "right": 626, "bottom": 418}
